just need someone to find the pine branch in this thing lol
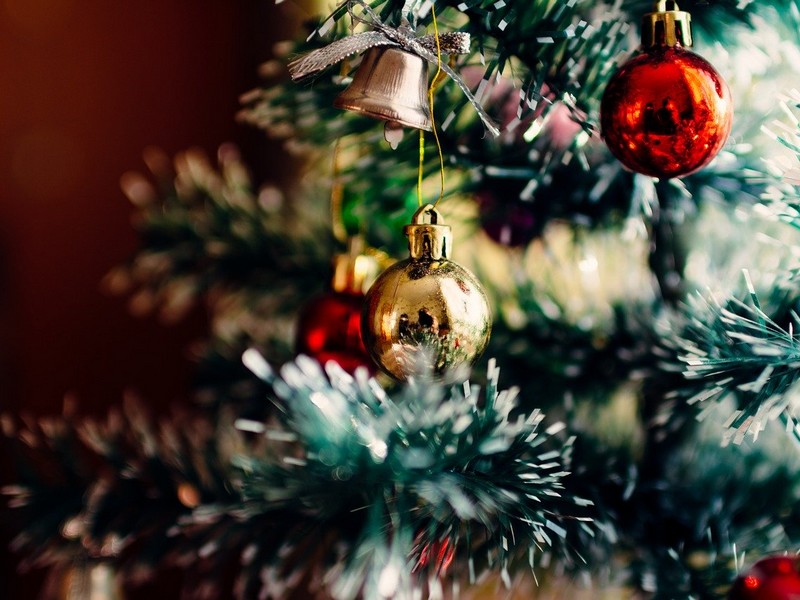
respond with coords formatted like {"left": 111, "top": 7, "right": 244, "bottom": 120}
{"left": 232, "top": 351, "right": 596, "bottom": 599}
{"left": 660, "top": 277, "right": 800, "bottom": 444}
{"left": 1, "top": 355, "right": 597, "bottom": 599}
{"left": 624, "top": 419, "right": 800, "bottom": 598}
{"left": 6, "top": 353, "right": 800, "bottom": 598}
{"left": 1, "top": 399, "right": 237, "bottom": 582}
{"left": 107, "top": 145, "right": 331, "bottom": 330}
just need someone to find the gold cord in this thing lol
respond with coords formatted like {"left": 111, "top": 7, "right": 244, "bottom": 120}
{"left": 416, "top": 4, "right": 447, "bottom": 209}
{"left": 429, "top": 5, "right": 446, "bottom": 208}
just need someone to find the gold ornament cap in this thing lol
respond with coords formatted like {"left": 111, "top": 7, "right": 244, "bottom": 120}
{"left": 331, "top": 237, "right": 380, "bottom": 294}
{"left": 403, "top": 204, "right": 452, "bottom": 260}
{"left": 642, "top": 0, "right": 692, "bottom": 48}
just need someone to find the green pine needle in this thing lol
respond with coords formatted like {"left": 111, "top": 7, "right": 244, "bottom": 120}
{"left": 233, "top": 351, "right": 595, "bottom": 599}
{"left": 663, "top": 278, "right": 800, "bottom": 443}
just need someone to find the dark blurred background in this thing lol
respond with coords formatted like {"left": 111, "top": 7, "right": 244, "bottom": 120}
{"left": 0, "top": 1, "right": 309, "bottom": 596}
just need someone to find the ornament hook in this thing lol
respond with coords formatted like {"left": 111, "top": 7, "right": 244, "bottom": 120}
{"left": 412, "top": 204, "right": 441, "bottom": 225}
{"left": 642, "top": 0, "right": 692, "bottom": 48}
{"left": 404, "top": 204, "right": 451, "bottom": 260}
{"left": 653, "top": 0, "right": 679, "bottom": 11}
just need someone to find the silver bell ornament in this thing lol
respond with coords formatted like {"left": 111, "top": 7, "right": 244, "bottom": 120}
{"left": 334, "top": 46, "right": 432, "bottom": 144}
{"left": 361, "top": 204, "right": 492, "bottom": 380}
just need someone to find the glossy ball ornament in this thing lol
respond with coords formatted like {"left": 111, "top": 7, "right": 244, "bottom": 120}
{"left": 728, "top": 556, "right": 800, "bottom": 599}
{"left": 296, "top": 292, "right": 370, "bottom": 373}
{"left": 296, "top": 240, "right": 379, "bottom": 373}
{"left": 361, "top": 205, "right": 492, "bottom": 381}
{"left": 476, "top": 178, "right": 546, "bottom": 247}
{"left": 600, "top": 1, "right": 732, "bottom": 178}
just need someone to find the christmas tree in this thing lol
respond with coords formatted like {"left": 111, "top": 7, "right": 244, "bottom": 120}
{"left": 6, "top": 0, "right": 800, "bottom": 598}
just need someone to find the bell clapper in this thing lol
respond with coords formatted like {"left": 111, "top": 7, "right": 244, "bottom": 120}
{"left": 384, "top": 121, "right": 405, "bottom": 149}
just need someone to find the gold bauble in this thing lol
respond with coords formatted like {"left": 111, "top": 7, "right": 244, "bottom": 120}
{"left": 361, "top": 204, "right": 492, "bottom": 380}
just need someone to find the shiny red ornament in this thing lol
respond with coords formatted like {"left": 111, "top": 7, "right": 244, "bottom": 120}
{"left": 295, "top": 238, "right": 379, "bottom": 373}
{"left": 296, "top": 291, "right": 370, "bottom": 373}
{"left": 600, "top": 1, "right": 733, "bottom": 178}
{"left": 729, "top": 556, "right": 800, "bottom": 599}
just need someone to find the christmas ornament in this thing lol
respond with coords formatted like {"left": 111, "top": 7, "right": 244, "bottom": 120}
{"left": 411, "top": 533, "right": 456, "bottom": 576}
{"left": 600, "top": 0, "right": 732, "bottom": 178}
{"left": 288, "top": 0, "right": 499, "bottom": 138}
{"left": 361, "top": 204, "right": 492, "bottom": 380}
{"left": 729, "top": 556, "right": 800, "bottom": 599}
{"left": 334, "top": 46, "right": 432, "bottom": 132}
{"left": 476, "top": 178, "right": 547, "bottom": 247}
{"left": 296, "top": 238, "right": 380, "bottom": 373}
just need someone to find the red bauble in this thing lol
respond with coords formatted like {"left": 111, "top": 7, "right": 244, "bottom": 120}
{"left": 295, "top": 291, "right": 371, "bottom": 373}
{"left": 601, "top": 45, "right": 732, "bottom": 178}
{"left": 411, "top": 532, "right": 456, "bottom": 576}
{"left": 729, "top": 556, "right": 800, "bottom": 599}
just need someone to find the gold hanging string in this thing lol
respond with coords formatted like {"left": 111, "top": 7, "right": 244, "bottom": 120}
{"left": 429, "top": 4, "right": 446, "bottom": 209}
{"left": 416, "top": 4, "right": 447, "bottom": 209}
{"left": 417, "top": 130, "right": 425, "bottom": 207}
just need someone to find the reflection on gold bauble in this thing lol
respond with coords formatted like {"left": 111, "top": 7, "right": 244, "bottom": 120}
{"left": 361, "top": 204, "right": 491, "bottom": 380}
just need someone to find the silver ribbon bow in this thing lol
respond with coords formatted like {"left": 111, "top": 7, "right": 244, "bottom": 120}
{"left": 288, "top": 0, "right": 499, "bottom": 137}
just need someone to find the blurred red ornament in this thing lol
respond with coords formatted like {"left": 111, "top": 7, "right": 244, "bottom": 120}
{"left": 296, "top": 291, "right": 370, "bottom": 373}
{"left": 411, "top": 534, "right": 456, "bottom": 576}
{"left": 600, "top": 1, "right": 732, "bottom": 179}
{"left": 729, "top": 556, "right": 800, "bottom": 599}
{"left": 295, "top": 238, "right": 379, "bottom": 373}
